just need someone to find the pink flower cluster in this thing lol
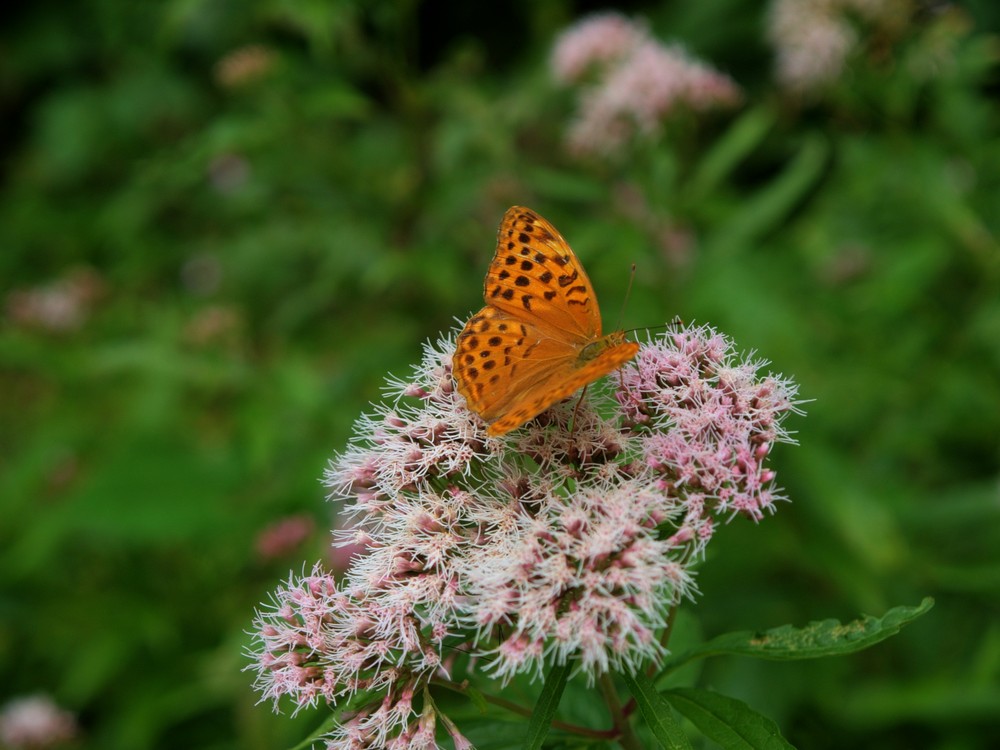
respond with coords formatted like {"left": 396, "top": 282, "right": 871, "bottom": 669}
{"left": 465, "top": 479, "right": 693, "bottom": 682}
{"left": 249, "top": 565, "right": 465, "bottom": 748}
{"left": 550, "top": 13, "right": 742, "bottom": 156}
{"left": 551, "top": 12, "right": 649, "bottom": 84}
{"left": 619, "top": 326, "right": 800, "bottom": 534}
{"left": 255, "top": 513, "right": 315, "bottom": 561}
{"left": 767, "top": 0, "right": 910, "bottom": 93}
{"left": 0, "top": 695, "right": 77, "bottom": 749}
{"left": 5, "top": 267, "right": 104, "bottom": 334}
{"left": 248, "top": 325, "right": 800, "bottom": 748}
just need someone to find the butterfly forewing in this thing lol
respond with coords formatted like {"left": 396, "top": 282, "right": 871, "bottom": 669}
{"left": 485, "top": 207, "right": 601, "bottom": 341}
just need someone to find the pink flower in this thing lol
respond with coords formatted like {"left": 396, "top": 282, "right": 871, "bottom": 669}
{"left": 255, "top": 514, "right": 315, "bottom": 561}
{"left": 552, "top": 13, "right": 742, "bottom": 156}
{"left": 0, "top": 695, "right": 77, "bottom": 749}
{"left": 619, "top": 325, "right": 800, "bottom": 527}
{"left": 248, "top": 324, "right": 801, "bottom": 747}
{"left": 466, "top": 480, "right": 694, "bottom": 683}
{"left": 767, "top": 0, "right": 911, "bottom": 93}
{"left": 5, "top": 267, "right": 104, "bottom": 333}
{"left": 214, "top": 44, "right": 276, "bottom": 88}
{"left": 568, "top": 40, "right": 742, "bottom": 156}
{"left": 550, "top": 12, "right": 650, "bottom": 84}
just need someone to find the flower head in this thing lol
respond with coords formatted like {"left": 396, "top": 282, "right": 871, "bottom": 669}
{"left": 0, "top": 695, "right": 77, "bottom": 750}
{"left": 551, "top": 12, "right": 650, "bottom": 84}
{"left": 767, "top": 0, "right": 912, "bottom": 93}
{"left": 5, "top": 267, "right": 104, "bottom": 334}
{"left": 248, "top": 323, "right": 801, "bottom": 748}
{"left": 255, "top": 514, "right": 315, "bottom": 561}
{"left": 551, "top": 13, "right": 741, "bottom": 156}
{"left": 215, "top": 44, "right": 276, "bottom": 88}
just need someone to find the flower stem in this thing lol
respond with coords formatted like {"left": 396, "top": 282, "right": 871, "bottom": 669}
{"left": 623, "top": 599, "right": 680, "bottom": 718}
{"left": 433, "top": 679, "right": 617, "bottom": 740}
{"left": 598, "top": 672, "right": 642, "bottom": 750}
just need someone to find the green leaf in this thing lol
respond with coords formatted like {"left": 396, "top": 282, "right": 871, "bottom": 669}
{"left": 466, "top": 684, "right": 490, "bottom": 714}
{"left": 659, "top": 599, "right": 934, "bottom": 677}
{"left": 287, "top": 713, "right": 339, "bottom": 750}
{"left": 710, "top": 133, "right": 829, "bottom": 253}
{"left": 286, "top": 690, "right": 379, "bottom": 750}
{"left": 689, "top": 106, "right": 775, "bottom": 200}
{"left": 522, "top": 661, "right": 570, "bottom": 750}
{"left": 620, "top": 670, "right": 693, "bottom": 750}
{"left": 665, "top": 688, "right": 795, "bottom": 750}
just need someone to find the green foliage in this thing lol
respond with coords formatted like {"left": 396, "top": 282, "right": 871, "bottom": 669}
{"left": 659, "top": 599, "right": 935, "bottom": 674}
{"left": 523, "top": 663, "right": 570, "bottom": 750}
{"left": 620, "top": 601, "right": 932, "bottom": 748}
{"left": 621, "top": 671, "right": 692, "bottom": 750}
{"left": 1, "top": 0, "right": 998, "bottom": 748}
{"left": 663, "top": 688, "right": 792, "bottom": 750}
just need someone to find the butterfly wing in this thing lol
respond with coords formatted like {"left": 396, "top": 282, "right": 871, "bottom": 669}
{"left": 483, "top": 206, "right": 602, "bottom": 342}
{"left": 483, "top": 338, "right": 640, "bottom": 437}
{"left": 453, "top": 306, "right": 640, "bottom": 436}
{"left": 453, "top": 205, "right": 639, "bottom": 436}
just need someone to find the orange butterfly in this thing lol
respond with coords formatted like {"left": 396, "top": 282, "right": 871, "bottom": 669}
{"left": 453, "top": 206, "right": 640, "bottom": 436}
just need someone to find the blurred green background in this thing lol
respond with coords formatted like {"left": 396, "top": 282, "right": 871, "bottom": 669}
{"left": 2, "top": 0, "right": 999, "bottom": 748}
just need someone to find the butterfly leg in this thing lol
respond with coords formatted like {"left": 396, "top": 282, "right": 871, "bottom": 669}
{"left": 569, "top": 385, "right": 589, "bottom": 437}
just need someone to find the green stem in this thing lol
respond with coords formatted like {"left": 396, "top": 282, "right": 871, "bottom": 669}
{"left": 432, "top": 679, "right": 617, "bottom": 741}
{"left": 598, "top": 672, "right": 642, "bottom": 750}
{"left": 622, "top": 599, "right": 680, "bottom": 718}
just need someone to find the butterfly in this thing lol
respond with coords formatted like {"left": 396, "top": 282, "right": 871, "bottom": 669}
{"left": 453, "top": 206, "right": 640, "bottom": 436}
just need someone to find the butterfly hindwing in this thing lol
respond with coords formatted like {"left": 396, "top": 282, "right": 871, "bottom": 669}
{"left": 454, "top": 306, "right": 577, "bottom": 422}
{"left": 483, "top": 337, "right": 641, "bottom": 437}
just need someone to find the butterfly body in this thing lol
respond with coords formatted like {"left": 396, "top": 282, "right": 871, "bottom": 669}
{"left": 453, "top": 206, "right": 639, "bottom": 437}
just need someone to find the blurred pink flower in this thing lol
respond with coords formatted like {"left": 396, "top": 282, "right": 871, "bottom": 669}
{"left": 568, "top": 40, "right": 742, "bottom": 156}
{"left": 768, "top": 0, "right": 856, "bottom": 92}
{"left": 0, "top": 695, "right": 77, "bottom": 749}
{"left": 5, "top": 267, "right": 104, "bottom": 333}
{"left": 183, "top": 304, "right": 242, "bottom": 347}
{"left": 256, "top": 514, "right": 316, "bottom": 561}
{"left": 215, "top": 44, "right": 276, "bottom": 88}
{"left": 768, "top": 0, "right": 911, "bottom": 93}
{"left": 248, "top": 325, "right": 801, "bottom": 747}
{"left": 552, "top": 14, "right": 741, "bottom": 156}
{"left": 550, "top": 12, "right": 650, "bottom": 84}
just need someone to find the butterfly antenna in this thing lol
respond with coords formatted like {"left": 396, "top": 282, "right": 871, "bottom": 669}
{"left": 623, "top": 322, "right": 671, "bottom": 337}
{"left": 615, "top": 263, "right": 637, "bottom": 333}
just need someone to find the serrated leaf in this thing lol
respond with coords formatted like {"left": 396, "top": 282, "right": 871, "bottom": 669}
{"left": 659, "top": 599, "right": 933, "bottom": 677}
{"left": 665, "top": 688, "right": 795, "bottom": 750}
{"left": 620, "top": 670, "right": 692, "bottom": 750}
{"left": 522, "top": 661, "right": 570, "bottom": 750}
